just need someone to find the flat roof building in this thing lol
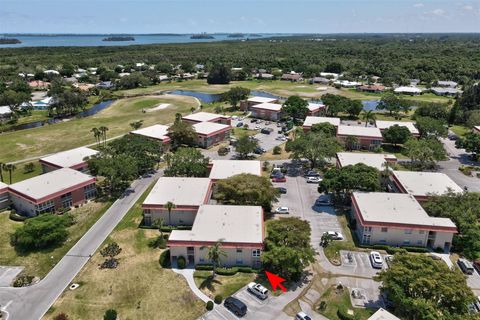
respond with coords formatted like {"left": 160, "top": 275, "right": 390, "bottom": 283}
{"left": 307, "top": 103, "right": 326, "bottom": 116}
{"left": 39, "top": 147, "right": 99, "bottom": 173}
{"left": 394, "top": 86, "right": 422, "bottom": 95}
{"left": 182, "top": 112, "right": 231, "bottom": 125}
{"left": 250, "top": 102, "right": 283, "bottom": 121}
{"left": 192, "top": 122, "right": 231, "bottom": 148}
{"left": 240, "top": 96, "right": 279, "bottom": 111}
{"left": 337, "top": 125, "right": 383, "bottom": 150}
{"left": 208, "top": 160, "right": 262, "bottom": 180}
{"left": 389, "top": 171, "right": 463, "bottom": 201}
{"left": 351, "top": 192, "right": 457, "bottom": 251}
{"left": 0, "top": 181, "right": 9, "bottom": 210}
{"left": 142, "top": 177, "right": 212, "bottom": 226}
{"left": 168, "top": 205, "right": 264, "bottom": 267}
{"left": 9, "top": 168, "right": 96, "bottom": 216}
{"left": 131, "top": 124, "right": 171, "bottom": 144}
{"left": 368, "top": 308, "right": 400, "bottom": 320}
{"left": 336, "top": 152, "right": 397, "bottom": 171}
{"left": 303, "top": 116, "right": 341, "bottom": 130}
{"left": 375, "top": 120, "right": 419, "bottom": 136}
{"left": 431, "top": 87, "right": 462, "bottom": 97}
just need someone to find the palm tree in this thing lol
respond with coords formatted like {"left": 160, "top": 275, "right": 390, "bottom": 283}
{"left": 90, "top": 127, "right": 101, "bottom": 146}
{"left": 174, "top": 113, "right": 182, "bottom": 122}
{"left": 206, "top": 241, "right": 227, "bottom": 278}
{"left": 129, "top": 120, "right": 143, "bottom": 130}
{"left": 0, "top": 162, "right": 4, "bottom": 182}
{"left": 3, "top": 164, "right": 16, "bottom": 184}
{"left": 99, "top": 126, "right": 109, "bottom": 146}
{"left": 164, "top": 201, "right": 176, "bottom": 225}
{"left": 362, "top": 110, "right": 376, "bottom": 127}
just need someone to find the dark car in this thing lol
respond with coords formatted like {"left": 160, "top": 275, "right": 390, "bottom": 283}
{"left": 473, "top": 260, "right": 480, "bottom": 274}
{"left": 276, "top": 187, "right": 287, "bottom": 194}
{"left": 261, "top": 128, "right": 271, "bottom": 134}
{"left": 254, "top": 147, "right": 266, "bottom": 154}
{"left": 250, "top": 118, "right": 258, "bottom": 123}
{"left": 224, "top": 297, "right": 247, "bottom": 317}
{"left": 236, "top": 122, "right": 244, "bottom": 128}
{"left": 304, "top": 170, "right": 320, "bottom": 177}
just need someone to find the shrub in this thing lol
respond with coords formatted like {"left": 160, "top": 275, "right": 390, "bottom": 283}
{"left": 177, "top": 256, "right": 187, "bottom": 269}
{"left": 214, "top": 294, "right": 223, "bottom": 304}
{"left": 318, "top": 301, "right": 327, "bottom": 311}
{"left": 206, "top": 301, "right": 214, "bottom": 311}
{"left": 402, "top": 246, "right": 429, "bottom": 253}
{"left": 100, "top": 242, "right": 122, "bottom": 257}
{"left": 273, "top": 146, "right": 282, "bottom": 155}
{"left": 434, "top": 247, "right": 445, "bottom": 253}
{"left": 337, "top": 308, "right": 354, "bottom": 320}
{"left": 23, "top": 162, "right": 35, "bottom": 173}
{"left": 159, "top": 249, "right": 171, "bottom": 268}
{"left": 216, "top": 267, "right": 238, "bottom": 276}
{"left": 103, "top": 309, "right": 117, "bottom": 320}
{"left": 195, "top": 264, "right": 214, "bottom": 271}
{"left": 54, "top": 313, "right": 69, "bottom": 320}
{"left": 100, "top": 258, "right": 119, "bottom": 269}
{"left": 237, "top": 266, "right": 254, "bottom": 273}
{"left": 149, "top": 236, "right": 167, "bottom": 249}
{"left": 13, "top": 274, "right": 34, "bottom": 287}
{"left": 9, "top": 211, "right": 27, "bottom": 222}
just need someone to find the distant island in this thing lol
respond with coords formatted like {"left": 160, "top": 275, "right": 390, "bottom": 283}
{"left": 102, "top": 36, "right": 135, "bottom": 42}
{"left": 190, "top": 34, "right": 215, "bottom": 39}
{"left": 248, "top": 34, "right": 263, "bottom": 37}
{"left": 0, "top": 38, "right": 21, "bottom": 44}
{"left": 228, "top": 33, "right": 245, "bottom": 38}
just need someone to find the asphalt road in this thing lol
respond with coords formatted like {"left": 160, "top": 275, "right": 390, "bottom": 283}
{"left": 0, "top": 171, "right": 162, "bottom": 320}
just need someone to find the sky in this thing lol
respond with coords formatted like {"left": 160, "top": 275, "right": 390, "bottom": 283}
{"left": 1, "top": 0, "right": 480, "bottom": 34}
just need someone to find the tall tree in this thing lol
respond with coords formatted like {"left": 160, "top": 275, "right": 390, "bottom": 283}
{"left": 310, "top": 123, "right": 336, "bottom": 137}
{"left": 287, "top": 131, "right": 342, "bottom": 169}
{"left": 0, "top": 162, "right": 4, "bottom": 183}
{"left": 282, "top": 96, "right": 309, "bottom": 120}
{"left": 375, "top": 253, "right": 475, "bottom": 320}
{"left": 344, "top": 100, "right": 363, "bottom": 118}
{"left": 235, "top": 135, "right": 258, "bottom": 159}
{"left": 404, "top": 138, "right": 446, "bottom": 170}
{"left": 167, "top": 120, "right": 197, "bottom": 149}
{"left": 90, "top": 127, "right": 101, "bottom": 146}
{"left": 164, "top": 201, "right": 176, "bottom": 226}
{"left": 3, "top": 164, "right": 16, "bottom": 184}
{"left": 207, "top": 64, "right": 231, "bottom": 85}
{"left": 415, "top": 116, "right": 448, "bottom": 138}
{"left": 99, "top": 126, "right": 109, "bottom": 146}
{"left": 222, "top": 87, "right": 250, "bottom": 110}
{"left": 206, "top": 241, "right": 227, "bottom": 277}
{"left": 361, "top": 110, "right": 376, "bottom": 127}
{"left": 455, "top": 132, "right": 480, "bottom": 160}
{"left": 382, "top": 125, "right": 412, "bottom": 146}
{"left": 164, "top": 148, "right": 209, "bottom": 177}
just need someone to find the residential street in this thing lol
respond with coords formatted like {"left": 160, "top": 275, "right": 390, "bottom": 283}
{"left": 438, "top": 135, "right": 480, "bottom": 192}
{"left": 0, "top": 171, "right": 162, "bottom": 320}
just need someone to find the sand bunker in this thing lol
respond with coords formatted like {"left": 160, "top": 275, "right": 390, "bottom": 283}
{"left": 145, "top": 103, "right": 170, "bottom": 112}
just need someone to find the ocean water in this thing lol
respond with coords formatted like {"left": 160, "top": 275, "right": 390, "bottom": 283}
{"left": 0, "top": 33, "right": 288, "bottom": 48}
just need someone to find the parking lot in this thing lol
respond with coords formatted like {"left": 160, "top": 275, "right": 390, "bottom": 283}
{"left": 465, "top": 269, "right": 480, "bottom": 296}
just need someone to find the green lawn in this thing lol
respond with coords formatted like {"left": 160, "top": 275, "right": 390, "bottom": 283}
{"left": 194, "top": 270, "right": 256, "bottom": 299}
{"left": 46, "top": 180, "right": 206, "bottom": 320}
{"left": 231, "top": 127, "right": 257, "bottom": 138}
{"left": 316, "top": 285, "right": 375, "bottom": 320}
{"left": 0, "top": 95, "right": 198, "bottom": 163}
{"left": 450, "top": 125, "right": 470, "bottom": 137}
{"left": 0, "top": 201, "right": 111, "bottom": 279}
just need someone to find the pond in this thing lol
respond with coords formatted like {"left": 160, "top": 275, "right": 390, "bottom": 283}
{"left": 4, "top": 100, "right": 114, "bottom": 132}
{"left": 169, "top": 90, "right": 281, "bottom": 104}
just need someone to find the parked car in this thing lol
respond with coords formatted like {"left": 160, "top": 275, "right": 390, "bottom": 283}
{"left": 315, "top": 194, "right": 332, "bottom": 206}
{"left": 247, "top": 282, "right": 269, "bottom": 300}
{"left": 270, "top": 168, "right": 282, "bottom": 178}
{"left": 369, "top": 251, "right": 384, "bottom": 269}
{"left": 275, "top": 207, "right": 289, "bottom": 214}
{"left": 296, "top": 312, "right": 312, "bottom": 320}
{"left": 261, "top": 128, "right": 271, "bottom": 134}
{"left": 224, "top": 297, "right": 247, "bottom": 317}
{"left": 254, "top": 147, "right": 266, "bottom": 154}
{"left": 250, "top": 118, "right": 258, "bottom": 123}
{"left": 384, "top": 255, "right": 394, "bottom": 268}
{"left": 218, "top": 147, "right": 230, "bottom": 156}
{"left": 276, "top": 187, "right": 287, "bottom": 194}
{"left": 323, "top": 231, "right": 344, "bottom": 240}
{"left": 254, "top": 125, "right": 261, "bottom": 130}
{"left": 473, "top": 259, "right": 480, "bottom": 274}
{"left": 304, "top": 170, "right": 320, "bottom": 177}
{"left": 306, "top": 176, "right": 321, "bottom": 183}
{"left": 236, "top": 122, "right": 244, "bottom": 128}
{"left": 458, "top": 258, "right": 475, "bottom": 275}
{"left": 249, "top": 136, "right": 259, "bottom": 141}
{"left": 272, "top": 175, "right": 287, "bottom": 182}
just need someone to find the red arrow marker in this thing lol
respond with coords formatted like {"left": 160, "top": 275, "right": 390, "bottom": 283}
{"left": 265, "top": 271, "right": 287, "bottom": 292}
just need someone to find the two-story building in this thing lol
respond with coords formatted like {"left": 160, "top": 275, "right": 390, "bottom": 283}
{"left": 375, "top": 120, "right": 420, "bottom": 137}
{"left": 307, "top": 103, "right": 326, "bottom": 116}
{"left": 39, "top": 147, "right": 99, "bottom": 173}
{"left": 192, "top": 122, "right": 231, "bottom": 148}
{"left": 389, "top": 171, "right": 463, "bottom": 202}
{"left": 168, "top": 205, "right": 264, "bottom": 268}
{"left": 0, "top": 181, "right": 9, "bottom": 211}
{"left": 336, "top": 125, "right": 383, "bottom": 150}
{"left": 303, "top": 116, "right": 341, "bottom": 132}
{"left": 351, "top": 192, "right": 457, "bottom": 251}
{"left": 182, "top": 112, "right": 231, "bottom": 126}
{"left": 240, "top": 96, "right": 279, "bottom": 111}
{"left": 250, "top": 102, "right": 283, "bottom": 121}
{"left": 142, "top": 177, "right": 212, "bottom": 226}
{"left": 336, "top": 152, "right": 397, "bottom": 171}
{"left": 8, "top": 168, "right": 96, "bottom": 217}
{"left": 130, "top": 124, "right": 171, "bottom": 151}
{"left": 208, "top": 160, "right": 262, "bottom": 181}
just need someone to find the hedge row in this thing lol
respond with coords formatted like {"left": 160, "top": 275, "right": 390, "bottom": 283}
{"left": 9, "top": 212, "right": 27, "bottom": 222}
{"left": 195, "top": 264, "right": 261, "bottom": 275}
{"left": 159, "top": 249, "right": 171, "bottom": 268}
{"left": 139, "top": 224, "right": 192, "bottom": 231}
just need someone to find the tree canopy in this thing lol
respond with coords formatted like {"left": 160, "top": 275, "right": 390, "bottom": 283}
{"left": 222, "top": 87, "right": 250, "bottom": 109}
{"left": 456, "top": 132, "right": 480, "bottom": 159}
{"left": 213, "top": 173, "right": 278, "bottom": 211}
{"left": 262, "top": 218, "right": 315, "bottom": 281}
{"left": 164, "top": 147, "right": 209, "bottom": 177}
{"left": 235, "top": 135, "right": 258, "bottom": 159}
{"left": 282, "top": 96, "right": 309, "bottom": 120}
{"left": 310, "top": 122, "right": 336, "bottom": 137}
{"left": 404, "top": 138, "right": 447, "bottom": 170}
{"left": 207, "top": 64, "right": 231, "bottom": 84}
{"left": 382, "top": 124, "right": 412, "bottom": 146}
{"left": 375, "top": 253, "right": 475, "bottom": 320}
{"left": 167, "top": 119, "right": 197, "bottom": 149}
{"left": 376, "top": 93, "right": 411, "bottom": 117}
{"left": 287, "top": 131, "right": 342, "bottom": 168}
{"left": 415, "top": 116, "right": 448, "bottom": 138}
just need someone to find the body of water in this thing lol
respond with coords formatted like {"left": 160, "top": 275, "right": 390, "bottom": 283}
{"left": 7, "top": 100, "right": 114, "bottom": 131}
{"left": 169, "top": 90, "right": 281, "bottom": 104}
{"left": 0, "top": 34, "right": 289, "bottom": 48}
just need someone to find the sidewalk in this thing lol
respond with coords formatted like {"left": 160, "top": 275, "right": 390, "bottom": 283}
{"left": 172, "top": 267, "right": 211, "bottom": 303}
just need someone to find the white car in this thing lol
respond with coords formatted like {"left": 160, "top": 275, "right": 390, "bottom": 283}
{"left": 323, "top": 231, "right": 344, "bottom": 240}
{"left": 254, "top": 125, "right": 261, "bottom": 130}
{"left": 275, "top": 136, "right": 288, "bottom": 141}
{"left": 275, "top": 207, "right": 289, "bottom": 214}
{"left": 247, "top": 282, "right": 269, "bottom": 300}
{"left": 369, "top": 251, "right": 384, "bottom": 269}
{"left": 306, "top": 176, "right": 321, "bottom": 183}
{"left": 296, "top": 312, "right": 312, "bottom": 320}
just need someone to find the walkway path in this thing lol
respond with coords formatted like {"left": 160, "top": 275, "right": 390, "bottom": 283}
{"left": 172, "top": 267, "right": 210, "bottom": 303}
{"left": 0, "top": 171, "right": 162, "bottom": 320}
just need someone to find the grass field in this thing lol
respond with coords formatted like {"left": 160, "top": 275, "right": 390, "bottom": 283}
{"left": 2, "top": 161, "right": 43, "bottom": 184}
{"left": 45, "top": 181, "right": 205, "bottom": 320}
{"left": 0, "top": 94, "right": 198, "bottom": 163}
{"left": 0, "top": 201, "right": 111, "bottom": 279}
{"left": 194, "top": 271, "right": 256, "bottom": 299}
{"left": 450, "top": 125, "right": 471, "bottom": 137}
{"left": 316, "top": 285, "right": 375, "bottom": 320}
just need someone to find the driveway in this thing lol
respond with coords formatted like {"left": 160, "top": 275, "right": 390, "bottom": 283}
{"left": 0, "top": 267, "right": 23, "bottom": 287}
{"left": 0, "top": 171, "right": 163, "bottom": 320}
{"left": 438, "top": 136, "right": 480, "bottom": 192}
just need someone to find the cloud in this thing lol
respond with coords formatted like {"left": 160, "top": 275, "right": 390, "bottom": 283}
{"left": 463, "top": 5, "right": 474, "bottom": 11}
{"left": 432, "top": 8, "right": 446, "bottom": 16}
{"left": 413, "top": 3, "right": 424, "bottom": 8}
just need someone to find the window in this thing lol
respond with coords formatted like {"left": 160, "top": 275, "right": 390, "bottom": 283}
{"left": 84, "top": 184, "right": 96, "bottom": 199}
{"left": 403, "top": 240, "right": 410, "bottom": 245}
{"left": 35, "top": 200, "right": 55, "bottom": 214}
{"left": 419, "top": 230, "right": 425, "bottom": 234}
{"left": 417, "top": 240, "right": 423, "bottom": 245}
{"left": 379, "top": 239, "right": 387, "bottom": 243}
{"left": 143, "top": 214, "right": 152, "bottom": 226}
{"left": 381, "top": 227, "right": 388, "bottom": 233}
{"left": 252, "top": 249, "right": 261, "bottom": 257}
{"left": 404, "top": 229, "right": 412, "bottom": 234}
{"left": 199, "top": 257, "right": 205, "bottom": 262}
{"left": 236, "top": 249, "right": 243, "bottom": 253}
{"left": 363, "top": 226, "right": 372, "bottom": 233}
